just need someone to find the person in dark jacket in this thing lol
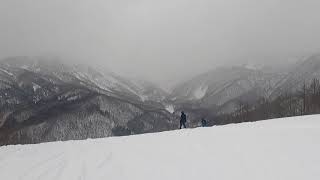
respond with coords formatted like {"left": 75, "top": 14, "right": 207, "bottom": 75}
{"left": 180, "top": 111, "right": 187, "bottom": 129}
{"left": 201, "top": 118, "right": 207, "bottom": 127}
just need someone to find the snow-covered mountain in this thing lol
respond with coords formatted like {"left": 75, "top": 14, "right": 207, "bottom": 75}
{"left": 0, "top": 56, "right": 174, "bottom": 145}
{"left": 170, "top": 66, "right": 285, "bottom": 112}
{"left": 170, "top": 55, "right": 320, "bottom": 114}
{"left": 1, "top": 115, "right": 319, "bottom": 180}
{"left": 270, "top": 54, "right": 320, "bottom": 98}
{"left": 0, "top": 56, "right": 167, "bottom": 102}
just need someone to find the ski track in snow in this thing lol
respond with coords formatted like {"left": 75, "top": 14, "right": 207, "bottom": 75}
{"left": 1, "top": 115, "right": 320, "bottom": 180}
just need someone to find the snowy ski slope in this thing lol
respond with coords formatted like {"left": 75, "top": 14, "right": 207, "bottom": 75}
{"left": 1, "top": 115, "right": 320, "bottom": 180}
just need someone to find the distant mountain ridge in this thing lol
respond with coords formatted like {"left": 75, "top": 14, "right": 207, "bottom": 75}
{"left": 170, "top": 54, "right": 320, "bottom": 114}
{"left": 0, "top": 56, "right": 168, "bottom": 102}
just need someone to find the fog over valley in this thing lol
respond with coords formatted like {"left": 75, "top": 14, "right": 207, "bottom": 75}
{"left": 1, "top": 0, "right": 320, "bottom": 88}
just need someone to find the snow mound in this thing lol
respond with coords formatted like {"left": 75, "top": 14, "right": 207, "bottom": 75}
{"left": 1, "top": 115, "right": 320, "bottom": 180}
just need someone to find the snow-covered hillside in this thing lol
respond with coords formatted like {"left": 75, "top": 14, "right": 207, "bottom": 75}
{"left": 1, "top": 115, "right": 320, "bottom": 180}
{"left": 170, "top": 55, "right": 320, "bottom": 114}
{"left": 0, "top": 56, "right": 176, "bottom": 145}
{"left": 0, "top": 56, "right": 167, "bottom": 102}
{"left": 170, "top": 66, "right": 285, "bottom": 107}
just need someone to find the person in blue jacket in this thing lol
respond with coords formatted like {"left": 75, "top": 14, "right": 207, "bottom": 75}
{"left": 201, "top": 118, "right": 207, "bottom": 127}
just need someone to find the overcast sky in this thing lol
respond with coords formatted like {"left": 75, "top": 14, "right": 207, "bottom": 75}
{"left": 1, "top": 0, "right": 320, "bottom": 87}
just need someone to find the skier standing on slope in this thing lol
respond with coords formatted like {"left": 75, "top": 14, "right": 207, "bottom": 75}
{"left": 180, "top": 111, "right": 187, "bottom": 129}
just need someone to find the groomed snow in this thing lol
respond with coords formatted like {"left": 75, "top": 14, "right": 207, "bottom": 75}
{"left": 1, "top": 115, "right": 320, "bottom": 180}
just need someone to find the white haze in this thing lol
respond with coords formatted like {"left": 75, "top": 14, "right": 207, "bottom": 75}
{"left": 1, "top": 0, "right": 320, "bottom": 88}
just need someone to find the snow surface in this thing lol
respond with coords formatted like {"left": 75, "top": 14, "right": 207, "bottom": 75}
{"left": 32, "top": 83, "right": 41, "bottom": 92}
{"left": 165, "top": 104, "right": 175, "bottom": 113}
{"left": 0, "top": 68, "right": 14, "bottom": 76}
{"left": 193, "top": 85, "right": 208, "bottom": 99}
{"left": 1, "top": 115, "right": 320, "bottom": 180}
